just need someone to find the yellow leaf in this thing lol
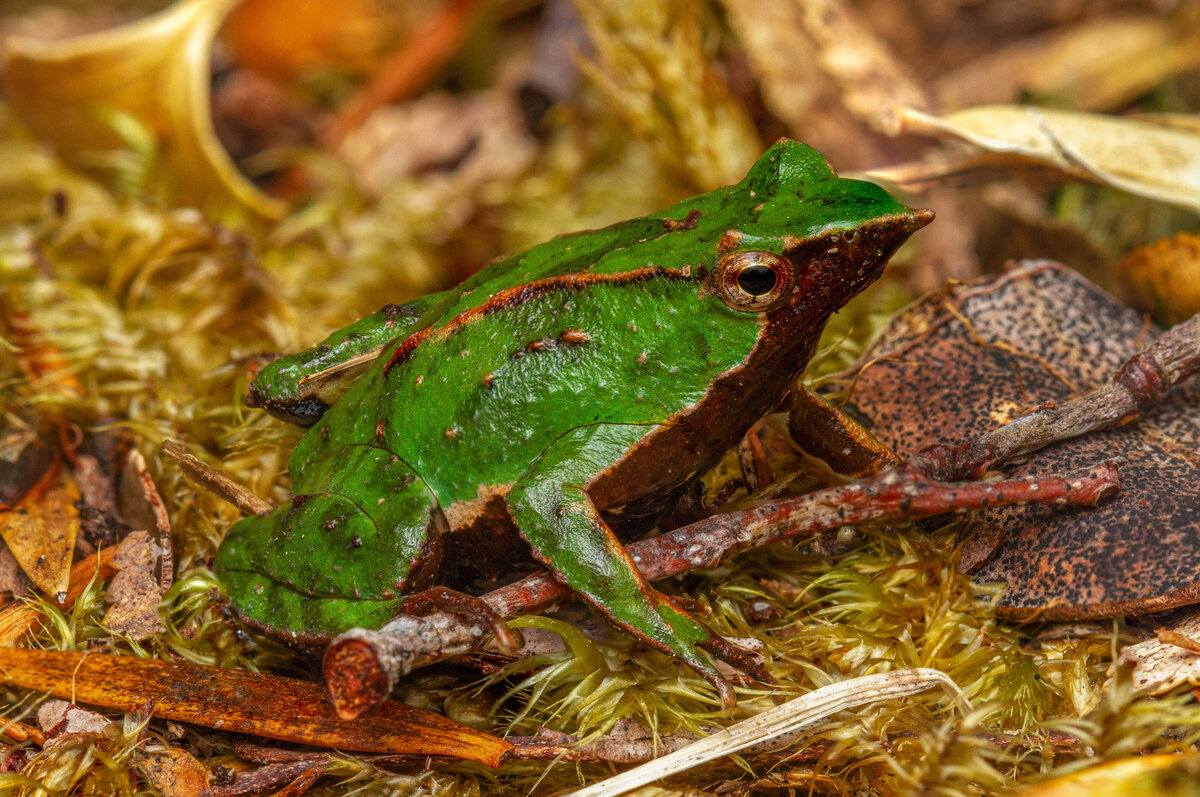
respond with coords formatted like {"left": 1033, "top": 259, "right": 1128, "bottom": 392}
{"left": 876, "top": 106, "right": 1200, "bottom": 213}
{"left": 1018, "top": 753, "right": 1200, "bottom": 797}
{"left": 0, "top": 471, "right": 78, "bottom": 602}
{"left": 3, "top": 0, "right": 287, "bottom": 220}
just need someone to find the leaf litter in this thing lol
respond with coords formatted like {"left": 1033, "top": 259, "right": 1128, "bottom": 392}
{"left": 4, "top": 0, "right": 1200, "bottom": 795}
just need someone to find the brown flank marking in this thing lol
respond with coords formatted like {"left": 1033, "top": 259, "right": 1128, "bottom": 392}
{"left": 384, "top": 267, "right": 697, "bottom": 375}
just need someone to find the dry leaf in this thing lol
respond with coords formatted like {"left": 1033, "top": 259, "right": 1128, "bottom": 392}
{"left": 37, "top": 700, "right": 115, "bottom": 746}
{"left": 1116, "top": 232, "right": 1200, "bottom": 326}
{"left": 117, "top": 448, "right": 173, "bottom": 589}
{"left": 0, "top": 469, "right": 79, "bottom": 601}
{"left": 135, "top": 745, "right": 210, "bottom": 797}
{"left": 935, "top": 14, "right": 1200, "bottom": 112}
{"left": 878, "top": 106, "right": 1200, "bottom": 212}
{"left": 0, "top": 543, "right": 121, "bottom": 645}
{"left": 837, "top": 261, "right": 1200, "bottom": 618}
{"left": 1017, "top": 752, "right": 1200, "bottom": 797}
{"left": 0, "top": 648, "right": 512, "bottom": 764}
{"left": 2, "top": 0, "right": 286, "bottom": 220}
{"left": 1119, "top": 611, "right": 1200, "bottom": 694}
{"left": 101, "top": 530, "right": 165, "bottom": 640}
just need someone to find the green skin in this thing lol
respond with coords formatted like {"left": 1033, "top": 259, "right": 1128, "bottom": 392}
{"left": 216, "top": 140, "right": 931, "bottom": 688}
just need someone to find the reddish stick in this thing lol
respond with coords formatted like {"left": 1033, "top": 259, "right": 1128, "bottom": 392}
{"left": 325, "top": 460, "right": 1119, "bottom": 718}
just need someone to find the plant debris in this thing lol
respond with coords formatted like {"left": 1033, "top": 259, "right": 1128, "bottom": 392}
{"left": 5, "top": 0, "right": 1200, "bottom": 793}
{"left": 0, "top": 648, "right": 511, "bottom": 763}
{"left": 837, "top": 260, "right": 1200, "bottom": 617}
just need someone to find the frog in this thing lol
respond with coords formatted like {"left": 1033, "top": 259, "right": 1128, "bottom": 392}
{"left": 214, "top": 139, "right": 933, "bottom": 696}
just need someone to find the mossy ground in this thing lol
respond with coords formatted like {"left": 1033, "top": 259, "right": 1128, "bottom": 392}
{"left": 3, "top": 3, "right": 1200, "bottom": 794}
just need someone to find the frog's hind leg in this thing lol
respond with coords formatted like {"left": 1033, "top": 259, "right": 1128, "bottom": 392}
{"left": 214, "top": 444, "right": 445, "bottom": 643}
{"left": 506, "top": 423, "right": 768, "bottom": 706}
{"left": 246, "top": 293, "right": 445, "bottom": 426}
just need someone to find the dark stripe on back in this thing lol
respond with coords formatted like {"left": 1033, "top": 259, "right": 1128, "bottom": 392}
{"left": 383, "top": 267, "right": 699, "bottom": 375}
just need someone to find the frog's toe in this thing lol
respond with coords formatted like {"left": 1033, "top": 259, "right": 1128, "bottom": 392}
{"left": 700, "top": 635, "right": 774, "bottom": 686}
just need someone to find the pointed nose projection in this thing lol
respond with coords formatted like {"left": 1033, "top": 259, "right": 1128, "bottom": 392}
{"left": 808, "top": 180, "right": 934, "bottom": 294}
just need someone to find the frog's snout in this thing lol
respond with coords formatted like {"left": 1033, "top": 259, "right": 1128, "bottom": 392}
{"left": 908, "top": 208, "right": 936, "bottom": 231}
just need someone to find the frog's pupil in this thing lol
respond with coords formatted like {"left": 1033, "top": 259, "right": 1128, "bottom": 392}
{"left": 737, "top": 264, "right": 777, "bottom": 296}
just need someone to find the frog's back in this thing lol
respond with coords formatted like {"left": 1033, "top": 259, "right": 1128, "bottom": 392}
{"left": 290, "top": 139, "right": 910, "bottom": 511}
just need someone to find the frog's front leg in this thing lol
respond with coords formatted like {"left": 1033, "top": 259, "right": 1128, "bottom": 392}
{"left": 788, "top": 385, "right": 900, "bottom": 477}
{"left": 247, "top": 293, "right": 444, "bottom": 426}
{"left": 506, "top": 424, "right": 764, "bottom": 704}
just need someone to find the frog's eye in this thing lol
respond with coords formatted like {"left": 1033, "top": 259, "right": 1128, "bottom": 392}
{"left": 715, "top": 250, "right": 792, "bottom": 311}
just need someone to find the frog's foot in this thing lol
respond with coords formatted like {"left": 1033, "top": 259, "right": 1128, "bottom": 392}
{"left": 400, "top": 586, "right": 524, "bottom": 655}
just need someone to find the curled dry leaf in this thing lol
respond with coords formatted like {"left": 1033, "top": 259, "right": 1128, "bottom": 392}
{"left": 874, "top": 106, "right": 1200, "bottom": 212}
{"left": 2, "top": 0, "right": 286, "bottom": 220}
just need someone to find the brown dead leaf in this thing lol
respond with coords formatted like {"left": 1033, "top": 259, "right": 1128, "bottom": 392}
{"left": 117, "top": 448, "right": 173, "bottom": 589}
{"left": 1119, "top": 611, "right": 1200, "bottom": 694}
{"left": 2, "top": 0, "right": 286, "bottom": 220}
{"left": 935, "top": 14, "right": 1200, "bottom": 112}
{"left": 37, "top": 700, "right": 115, "bottom": 746}
{"left": 837, "top": 261, "right": 1200, "bottom": 618}
{"left": 136, "top": 745, "right": 210, "bottom": 797}
{"left": 0, "top": 648, "right": 512, "bottom": 764}
{"left": 879, "top": 106, "right": 1200, "bottom": 212}
{"left": 0, "top": 469, "right": 79, "bottom": 601}
{"left": 101, "top": 530, "right": 165, "bottom": 640}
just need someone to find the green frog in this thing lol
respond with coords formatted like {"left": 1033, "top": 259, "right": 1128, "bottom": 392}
{"left": 215, "top": 139, "right": 932, "bottom": 694}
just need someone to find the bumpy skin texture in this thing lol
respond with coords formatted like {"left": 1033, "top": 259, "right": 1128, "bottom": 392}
{"left": 216, "top": 140, "right": 930, "bottom": 681}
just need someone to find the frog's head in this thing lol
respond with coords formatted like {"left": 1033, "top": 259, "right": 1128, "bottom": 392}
{"left": 704, "top": 139, "right": 932, "bottom": 348}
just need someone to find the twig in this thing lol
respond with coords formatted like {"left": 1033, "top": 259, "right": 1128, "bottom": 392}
{"left": 324, "top": 460, "right": 1119, "bottom": 719}
{"left": 911, "top": 310, "right": 1200, "bottom": 481}
{"left": 321, "top": 310, "right": 1200, "bottom": 717}
{"left": 321, "top": 0, "right": 484, "bottom": 149}
{"left": 161, "top": 440, "right": 271, "bottom": 516}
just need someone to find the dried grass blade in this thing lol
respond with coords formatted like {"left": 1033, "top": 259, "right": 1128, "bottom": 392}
{"left": 563, "top": 668, "right": 960, "bottom": 797}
